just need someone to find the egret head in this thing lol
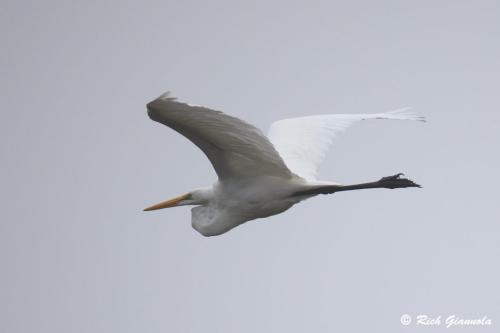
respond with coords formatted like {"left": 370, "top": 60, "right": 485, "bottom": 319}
{"left": 143, "top": 188, "right": 212, "bottom": 211}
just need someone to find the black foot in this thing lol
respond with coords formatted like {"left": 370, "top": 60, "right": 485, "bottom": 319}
{"left": 378, "top": 173, "right": 421, "bottom": 189}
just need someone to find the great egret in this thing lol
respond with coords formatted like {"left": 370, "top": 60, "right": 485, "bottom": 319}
{"left": 144, "top": 92, "right": 424, "bottom": 236}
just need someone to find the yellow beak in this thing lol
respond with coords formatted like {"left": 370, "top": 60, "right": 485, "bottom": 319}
{"left": 143, "top": 193, "right": 191, "bottom": 211}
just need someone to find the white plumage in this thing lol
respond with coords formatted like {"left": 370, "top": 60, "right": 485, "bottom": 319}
{"left": 147, "top": 92, "right": 291, "bottom": 180}
{"left": 268, "top": 109, "right": 425, "bottom": 180}
{"left": 144, "top": 92, "right": 424, "bottom": 236}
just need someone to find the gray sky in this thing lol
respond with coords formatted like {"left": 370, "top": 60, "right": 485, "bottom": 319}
{"left": 1, "top": 0, "right": 499, "bottom": 332}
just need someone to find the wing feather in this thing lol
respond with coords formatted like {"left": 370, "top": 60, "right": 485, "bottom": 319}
{"left": 147, "top": 93, "right": 292, "bottom": 180}
{"left": 267, "top": 108, "right": 425, "bottom": 180}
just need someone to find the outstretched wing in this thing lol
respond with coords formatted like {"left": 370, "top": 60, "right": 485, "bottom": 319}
{"left": 147, "top": 93, "right": 292, "bottom": 180}
{"left": 267, "top": 108, "right": 425, "bottom": 180}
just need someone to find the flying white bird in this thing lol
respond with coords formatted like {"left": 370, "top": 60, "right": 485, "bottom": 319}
{"left": 144, "top": 92, "right": 424, "bottom": 236}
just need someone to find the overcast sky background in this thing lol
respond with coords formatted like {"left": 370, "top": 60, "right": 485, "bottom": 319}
{"left": 1, "top": 1, "right": 499, "bottom": 332}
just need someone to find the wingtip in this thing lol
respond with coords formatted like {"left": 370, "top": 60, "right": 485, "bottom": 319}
{"left": 383, "top": 108, "right": 427, "bottom": 123}
{"left": 157, "top": 91, "right": 173, "bottom": 100}
{"left": 148, "top": 91, "right": 176, "bottom": 105}
{"left": 146, "top": 91, "right": 177, "bottom": 114}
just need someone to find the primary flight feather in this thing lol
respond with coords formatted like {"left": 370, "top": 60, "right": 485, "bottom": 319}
{"left": 144, "top": 92, "right": 424, "bottom": 236}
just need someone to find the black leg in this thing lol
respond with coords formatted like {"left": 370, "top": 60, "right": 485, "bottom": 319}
{"left": 291, "top": 173, "right": 421, "bottom": 197}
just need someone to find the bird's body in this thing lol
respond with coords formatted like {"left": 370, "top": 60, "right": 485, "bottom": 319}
{"left": 190, "top": 175, "right": 319, "bottom": 236}
{"left": 144, "top": 92, "right": 424, "bottom": 236}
